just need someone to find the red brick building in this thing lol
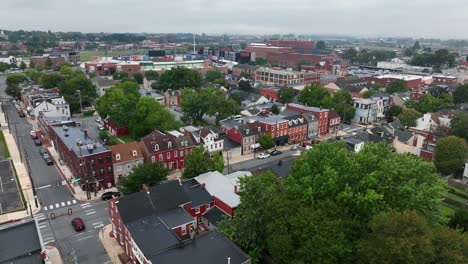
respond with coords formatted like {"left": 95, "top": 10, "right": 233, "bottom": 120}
{"left": 278, "top": 110, "right": 308, "bottom": 144}
{"left": 103, "top": 119, "right": 130, "bottom": 137}
{"left": 432, "top": 75, "right": 457, "bottom": 85}
{"left": 117, "top": 62, "right": 142, "bottom": 76}
{"left": 260, "top": 87, "right": 280, "bottom": 101}
{"left": 245, "top": 44, "right": 292, "bottom": 58}
{"left": 30, "top": 56, "right": 65, "bottom": 68}
{"left": 368, "top": 75, "right": 423, "bottom": 90}
{"left": 84, "top": 61, "right": 118, "bottom": 76}
{"left": 265, "top": 40, "right": 316, "bottom": 50}
{"left": 108, "top": 180, "right": 250, "bottom": 264}
{"left": 244, "top": 116, "right": 289, "bottom": 145}
{"left": 286, "top": 103, "right": 330, "bottom": 136}
{"left": 139, "top": 130, "right": 194, "bottom": 171}
{"left": 267, "top": 52, "right": 333, "bottom": 68}
{"left": 232, "top": 64, "right": 259, "bottom": 79}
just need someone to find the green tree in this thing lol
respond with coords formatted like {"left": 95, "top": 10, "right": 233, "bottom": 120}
{"left": 96, "top": 81, "right": 141, "bottom": 127}
{"left": 434, "top": 136, "right": 468, "bottom": 177}
{"left": 451, "top": 113, "right": 468, "bottom": 141}
{"left": 388, "top": 105, "right": 403, "bottom": 117}
{"left": 34, "top": 64, "right": 44, "bottom": 72}
{"left": 228, "top": 91, "right": 242, "bottom": 105}
{"left": 59, "top": 65, "right": 74, "bottom": 78}
{"left": 413, "top": 40, "right": 421, "bottom": 51}
{"left": 155, "top": 67, "right": 203, "bottom": 91}
{"left": 278, "top": 87, "right": 295, "bottom": 103}
{"left": 252, "top": 57, "right": 267, "bottom": 66}
{"left": 129, "top": 97, "right": 180, "bottom": 139}
{"left": 298, "top": 83, "right": 329, "bottom": 107}
{"left": 0, "top": 62, "right": 9, "bottom": 73}
{"left": 205, "top": 70, "right": 223, "bottom": 83}
{"left": 258, "top": 133, "right": 274, "bottom": 150}
{"left": 59, "top": 73, "right": 97, "bottom": 113}
{"left": 453, "top": 84, "right": 468, "bottom": 104}
{"left": 112, "top": 71, "right": 129, "bottom": 81}
{"left": 182, "top": 146, "right": 223, "bottom": 178}
{"left": 316, "top": 40, "right": 326, "bottom": 49}
{"left": 29, "top": 61, "right": 35, "bottom": 70}
{"left": 39, "top": 73, "right": 64, "bottom": 89}
{"left": 398, "top": 108, "right": 422, "bottom": 127}
{"left": 386, "top": 80, "right": 409, "bottom": 94}
{"left": 144, "top": 70, "right": 159, "bottom": 81}
{"left": 132, "top": 72, "right": 144, "bottom": 84}
{"left": 342, "top": 48, "right": 358, "bottom": 61}
{"left": 363, "top": 89, "right": 376, "bottom": 98}
{"left": 5, "top": 73, "right": 28, "bottom": 97}
{"left": 237, "top": 79, "right": 252, "bottom": 92}
{"left": 357, "top": 210, "right": 435, "bottom": 264}
{"left": 218, "top": 172, "right": 278, "bottom": 261}
{"left": 448, "top": 208, "right": 468, "bottom": 233}
{"left": 44, "top": 57, "right": 53, "bottom": 70}
{"left": 119, "top": 163, "right": 168, "bottom": 194}
{"left": 25, "top": 69, "right": 43, "bottom": 83}
{"left": 270, "top": 104, "right": 280, "bottom": 115}
{"left": 329, "top": 91, "right": 356, "bottom": 123}
{"left": 432, "top": 226, "right": 468, "bottom": 264}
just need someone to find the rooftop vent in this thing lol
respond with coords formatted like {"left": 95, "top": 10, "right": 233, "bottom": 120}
{"left": 76, "top": 139, "right": 83, "bottom": 146}
{"left": 64, "top": 133, "right": 69, "bottom": 137}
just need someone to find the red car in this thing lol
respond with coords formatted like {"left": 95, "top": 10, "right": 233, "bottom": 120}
{"left": 71, "top": 218, "right": 85, "bottom": 232}
{"left": 30, "top": 131, "right": 38, "bottom": 140}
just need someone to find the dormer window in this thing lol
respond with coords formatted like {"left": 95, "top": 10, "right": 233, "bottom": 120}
{"left": 184, "top": 140, "right": 188, "bottom": 146}
{"left": 154, "top": 144, "right": 159, "bottom": 151}
{"left": 116, "top": 154, "right": 121, "bottom": 161}
{"left": 168, "top": 141, "right": 172, "bottom": 148}
{"left": 132, "top": 150, "right": 137, "bottom": 157}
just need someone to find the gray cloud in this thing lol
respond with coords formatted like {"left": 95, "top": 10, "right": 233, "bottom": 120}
{"left": 0, "top": 0, "right": 466, "bottom": 38}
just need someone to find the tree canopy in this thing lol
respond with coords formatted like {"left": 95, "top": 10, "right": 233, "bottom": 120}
{"left": 434, "top": 136, "right": 468, "bottom": 177}
{"left": 411, "top": 49, "right": 456, "bottom": 68}
{"left": 258, "top": 133, "right": 274, "bottom": 150}
{"left": 0, "top": 62, "right": 9, "bottom": 73}
{"left": 119, "top": 163, "right": 168, "bottom": 194}
{"left": 58, "top": 71, "right": 97, "bottom": 113}
{"left": 5, "top": 73, "right": 29, "bottom": 97}
{"left": 453, "top": 84, "right": 468, "bottom": 104}
{"left": 182, "top": 146, "right": 224, "bottom": 178}
{"left": 386, "top": 80, "right": 409, "bottom": 94}
{"left": 155, "top": 67, "right": 203, "bottom": 91}
{"left": 132, "top": 72, "right": 144, "bottom": 84}
{"left": 451, "top": 113, "right": 468, "bottom": 141}
{"left": 316, "top": 40, "right": 326, "bottom": 49}
{"left": 398, "top": 108, "right": 422, "bottom": 127}
{"left": 204, "top": 70, "right": 223, "bottom": 83}
{"left": 220, "top": 142, "right": 446, "bottom": 264}
{"left": 38, "top": 73, "right": 63, "bottom": 89}
{"left": 144, "top": 70, "right": 159, "bottom": 81}
{"left": 448, "top": 208, "right": 468, "bottom": 233}
{"left": 278, "top": 87, "right": 295, "bottom": 103}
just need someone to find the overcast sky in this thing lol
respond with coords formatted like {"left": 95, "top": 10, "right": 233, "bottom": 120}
{"left": 0, "top": 0, "right": 466, "bottom": 39}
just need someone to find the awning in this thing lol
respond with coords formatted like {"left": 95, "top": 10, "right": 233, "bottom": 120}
{"left": 251, "top": 143, "right": 260, "bottom": 149}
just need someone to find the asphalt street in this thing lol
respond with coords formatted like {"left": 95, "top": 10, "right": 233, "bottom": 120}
{"left": 227, "top": 148, "right": 300, "bottom": 174}
{"left": 0, "top": 76, "right": 110, "bottom": 263}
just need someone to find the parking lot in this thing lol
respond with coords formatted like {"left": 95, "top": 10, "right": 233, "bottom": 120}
{"left": 0, "top": 159, "right": 23, "bottom": 214}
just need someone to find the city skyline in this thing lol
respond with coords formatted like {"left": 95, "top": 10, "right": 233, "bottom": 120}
{"left": 0, "top": 0, "right": 467, "bottom": 39}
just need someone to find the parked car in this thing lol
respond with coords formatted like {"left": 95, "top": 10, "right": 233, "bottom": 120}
{"left": 33, "top": 139, "right": 42, "bottom": 146}
{"left": 101, "top": 191, "right": 121, "bottom": 201}
{"left": 30, "top": 131, "right": 38, "bottom": 140}
{"left": 45, "top": 158, "right": 53, "bottom": 166}
{"left": 71, "top": 218, "right": 85, "bottom": 232}
{"left": 42, "top": 153, "right": 50, "bottom": 160}
{"left": 98, "top": 125, "right": 105, "bottom": 131}
{"left": 291, "top": 145, "right": 299, "bottom": 151}
{"left": 39, "top": 148, "right": 47, "bottom": 155}
{"left": 257, "top": 153, "right": 270, "bottom": 159}
{"left": 270, "top": 150, "right": 282, "bottom": 156}
{"left": 18, "top": 111, "right": 25, "bottom": 118}
{"left": 95, "top": 117, "right": 101, "bottom": 123}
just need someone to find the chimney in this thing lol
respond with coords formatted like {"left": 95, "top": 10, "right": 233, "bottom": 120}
{"left": 201, "top": 183, "right": 206, "bottom": 189}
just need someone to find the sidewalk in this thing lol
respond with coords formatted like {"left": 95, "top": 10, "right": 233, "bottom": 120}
{"left": 0, "top": 104, "right": 41, "bottom": 224}
{"left": 44, "top": 246, "right": 62, "bottom": 264}
{"left": 99, "top": 224, "right": 123, "bottom": 264}
{"left": 45, "top": 144, "right": 118, "bottom": 201}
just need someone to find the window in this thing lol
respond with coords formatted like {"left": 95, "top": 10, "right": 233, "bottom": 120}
{"left": 159, "top": 154, "right": 163, "bottom": 161}
{"left": 92, "top": 171, "right": 96, "bottom": 176}
{"left": 206, "top": 203, "right": 210, "bottom": 209}
{"left": 108, "top": 167, "right": 112, "bottom": 173}
{"left": 116, "top": 154, "right": 121, "bottom": 161}
{"left": 100, "top": 168, "right": 104, "bottom": 175}
{"left": 132, "top": 150, "right": 137, "bottom": 157}
{"left": 99, "top": 157, "right": 103, "bottom": 164}
{"left": 181, "top": 225, "right": 187, "bottom": 235}
{"left": 166, "top": 152, "right": 170, "bottom": 159}
{"left": 168, "top": 141, "right": 172, "bottom": 148}
{"left": 106, "top": 155, "right": 111, "bottom": 162}
{"left": 174, "top": 150, "right": 178, "bottom": 157}
{"left": 169, "top": 162, "right": 172, "bottom": 169}
{"left": 151, "top": 156, "right": 156, "bottom": 163}
{"left": 90, "top": 159, "right": 95, "bottom": 166}
{"left": 195, "top": 207, "right": 200, "bottom": 214}
{"left": 180, "top": 150, "right": 184, "bottom": 157}
{"left": 154, "top": 144, "right": 159, "bottom": 151}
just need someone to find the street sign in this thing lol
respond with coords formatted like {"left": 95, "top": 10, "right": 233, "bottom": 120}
{"left": 71, "top": 178, "right": 81, "bottom": 184}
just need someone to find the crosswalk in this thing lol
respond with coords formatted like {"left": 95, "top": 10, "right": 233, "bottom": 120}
{"left": 44, "top": 199, "right": 77, "bottom": 211}
{"left": 34, "top": 213, "right": 55, "bottom": 245}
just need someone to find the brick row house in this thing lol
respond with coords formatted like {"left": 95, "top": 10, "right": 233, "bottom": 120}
{"left": 109, "top": 142, "right": 144, "bottom": 185}
{"left": 38, "top": 119, "right": 115, "bottom": 190}
{"left": 108, "top": 180, "right": 250, "bottom": 264}
{"left": 244, "top": 116, "right": 290, "bottom": 146}
{"left": 286, "top": 103, "right": 331, "bottom": 136}
{"left": 279, "top": 109, "right": 308, "bottom": 144}
{"left": 139, "top": 130, "right": 194, "bottom": 171}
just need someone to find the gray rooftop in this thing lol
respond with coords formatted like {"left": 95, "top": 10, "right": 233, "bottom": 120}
{"left": 287, "top": 103, "right": 327, "bottom": 113}
{"left": 51, "top": 125, "right": 110, "bottom": 157}
{"left": 245, "top": 115, "right": 287, "bottom": 124}
{"left": 0, "top": 220, "right": 42, "bottom": 263}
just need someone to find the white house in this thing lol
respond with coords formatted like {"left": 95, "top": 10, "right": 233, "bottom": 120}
{"left": 32, "top": 96, "right": 70, "bottom": 119}
{"left": 352, "top": 98, "right": 378, "bottom": 124}
{"left": 413, "top": 112, "right": 453, "bottom": 132}
{"left": 181, "top": 126, "right": 224, "bottom": 155}
{"left": 0, "top": 55, "right": 16, "bottom": 64}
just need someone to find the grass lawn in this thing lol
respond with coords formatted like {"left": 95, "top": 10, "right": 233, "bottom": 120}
{"left": 80, "top": 50, "right": 148, "bottom": 61}
{"left": 0, "top": 131, "right": 10, "bottom": 158}
{"left": 119, "top": 135, "right": 136, "bottom": 143}
{"left": 445, "top": 192, "right": 468, "bottom": 204}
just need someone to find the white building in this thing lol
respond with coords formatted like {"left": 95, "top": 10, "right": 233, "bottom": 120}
{"left": 181, "top": 126, "right": 224, "bottom": 155}
{"left": 413, "top": 112, "right": 453, "bottom": 132}
{"left": 0, "top": 55, "right": 16, "bottom": 64}
{"left": 352, "top": 98, "right": 378, "bottom": 124}
{"left": 32, "top": 96, "right": 70, "bottom": 119}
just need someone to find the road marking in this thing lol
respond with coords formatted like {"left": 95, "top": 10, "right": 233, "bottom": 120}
{"left": 36, "top": 184, "right": 51, "bottom": 190}
{"left": 92, "top": 222, "right": 103, "bottom": 226}
{"left": 67, "top": 201, "right": 71, "bottom": 206}
{"left": 77, "top": 235, "right": 93, "bottom": 241}
{"left": 61, "top": 202, "right": 65, "bottom": 207}
{"left": 35, "top": 215, "right": 45, "bottom": 220}
{"left": 81, "top": 202, "right": 90, "bottom": 206}
{"left": 82, "top": 205, "right": 92, "bottom": 209}
{"left": 49, "top": 205, "right": 53, "bottom": 210}
{"left": 43, "top": 239, "right": 55, "bottom": 245}
{"left": 44, "top": 207, "right": 47, "bottom": 211}
{"left": 39, "top": 224, "right": 47, "bottom": 229}
{"left": 84, "top": 209, "right": 94, "bottom": 213}
{"left": 72, "top": 200, "right": 77, "bottom": 204}
{"left": 86, "top": 211, "right": 96, "bottom": 215}
{"left": 0, "top": 175, "right": 3, "bottom": 192}
{"left": 55, "top": 203, "right": 59, "bottom": 208}
{"left": 94, "top": 224, "right": 104, "bottom": 229}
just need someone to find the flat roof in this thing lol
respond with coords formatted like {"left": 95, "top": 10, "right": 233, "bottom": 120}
{"left": 51, "top": 125, "right": 110, "bottom": 157}
{"left": 0, "top": 220, "right": 42, "bottom": 263}
{"left": 374, "top": 74, "right": 422, "bottom": 81}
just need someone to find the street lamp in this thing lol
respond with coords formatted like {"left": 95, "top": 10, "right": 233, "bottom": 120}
{"left": 76, "top": 90, "right": 83, "bottom": 113}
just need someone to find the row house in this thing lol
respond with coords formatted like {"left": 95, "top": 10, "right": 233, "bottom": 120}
{"left": 225, "top": 122, "right": 262, "bottom": 155}
{"left": 181, "top": 126, "right": 224, "bottom": 156}
{"left": 329, "top": 110, "right": 341, "bottom": 134}
{"left": 109, "top": 142, "right": 144, "bottom": 185}
{"left": 279, "top": 109, "right": 308, "bottom": 144}
{"left": 108, "top": 180, "right": 250, "bottom": 264}
{"left": 432, "top": 75, "right": 457, "bottom": 85}
{"left": 164, "top": 89, "right": 181, "bottom": 106}
{"left": 352, "top": 98, "right": 378, "bottom": 124}
{"left": 244, "top": 116, "right": 289, "bottom": 146}
{"left": 116, "top": 62, "right": 141, "bottom": 76}
{"left": 286, "top": 103, "right": 331, "bottom": 136}
{"left": 139, "top": 130, "right": 194, "bottom": 171}
{"left": 31, "top": 95, "right": 70, "bottom": 119}
{"left": 40, "top": 121, "right": 114, "bottom": 190}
